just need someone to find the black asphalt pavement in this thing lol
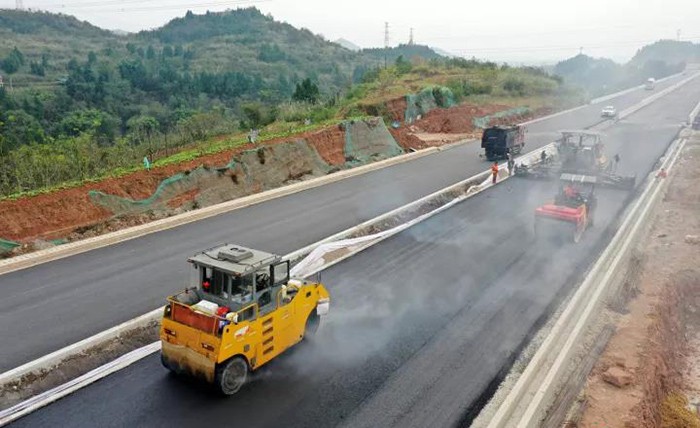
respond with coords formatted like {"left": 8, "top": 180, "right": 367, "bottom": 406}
{"left": 10, "top": 76, "right": 700, "bottom": 427}
{"left": 0, "top": 73, "right": 692, "bottom": 373}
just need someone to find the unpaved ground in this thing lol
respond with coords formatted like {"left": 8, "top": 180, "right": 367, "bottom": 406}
{"left": 574, "top": 133, "right": 700, "bottom": 428}
{"left": 0, "top": 102, "right": 537, "bottom": 252}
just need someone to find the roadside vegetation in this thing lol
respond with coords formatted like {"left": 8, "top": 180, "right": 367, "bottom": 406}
{"left": 0, "top": 8, "right": 580, "bottom": 200}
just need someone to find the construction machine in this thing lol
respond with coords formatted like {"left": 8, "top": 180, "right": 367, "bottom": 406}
{"left": 514, "top": 130, "right": 635, "bottom": 190}
{"left": 534, "top": 174, "right": 597, "bottom": 243}
{"left": 160, "top": 244, "right": 330, "bottom": 395}
{"left": 481, "top": 125, "right": 526, "bottom": 161}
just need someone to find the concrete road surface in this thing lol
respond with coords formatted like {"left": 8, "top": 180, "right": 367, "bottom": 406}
{"left": 10, "top": 76, "right": 700, "bottom": 427}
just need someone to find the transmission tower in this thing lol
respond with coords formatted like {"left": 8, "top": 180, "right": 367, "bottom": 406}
{"left": 16, "top": 0, "right": 25, "bottom": 10}
{"left": 384, "top": 22, "right": 390, "bottom": 68}
{"left": 384, "top": 22, "right": 390, "bottom": 48}
{"left": 409, "top": 28, "right": 414, "bottom": 45}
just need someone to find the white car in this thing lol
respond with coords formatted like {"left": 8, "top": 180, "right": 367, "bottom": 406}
{"left": 601, "top": 106, "right": 617, "bottom": 118}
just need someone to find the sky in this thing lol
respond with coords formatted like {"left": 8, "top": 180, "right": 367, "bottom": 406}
{"left": 2, "top": 0, "right": 699, "bottom": 64}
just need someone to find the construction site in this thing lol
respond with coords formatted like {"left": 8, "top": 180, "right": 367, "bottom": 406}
{"left": 1, "top": 47, "right": 700, "bottom": 428}
{"left": 0, "top": 91, "right": 538, "bottom": 253}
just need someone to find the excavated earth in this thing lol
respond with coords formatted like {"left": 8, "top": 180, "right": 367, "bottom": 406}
{"left": 573, "top": 133, "right": 700, "bottom": 428}
{"left": 0, "top": 102, "right": 539, "bottom": 253}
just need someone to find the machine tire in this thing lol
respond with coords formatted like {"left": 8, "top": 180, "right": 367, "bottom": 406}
{"left": 215, "top": 357, "right": 248, "bottom": 396}
{"left": 304, "top": 310, "right": 320, "bottom": 338}
{"left": 160, "top": 353, "right": 174, "bottom": 373}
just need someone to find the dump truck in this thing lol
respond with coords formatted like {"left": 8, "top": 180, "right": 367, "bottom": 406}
{"left": 534, "top": 173, "right": 597, "bottom": 243}
{"left": 481, "top": 125, "right": 526, "bottom": 161}
{"left": 160, "top": 244, "right": 330, "bottom": 395}
{"left": 514, "top": 130, "right": 635, "bottom": 189}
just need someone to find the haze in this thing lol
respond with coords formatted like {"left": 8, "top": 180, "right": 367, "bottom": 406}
{"left": 2, "top": 0, "right": 699, "bottom": 63}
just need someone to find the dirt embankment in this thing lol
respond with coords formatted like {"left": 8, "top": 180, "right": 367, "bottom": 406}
{"left": 0, "top": 126, "right": 345, "bottom": 243}
{"left": 0, "top": 100, "right": 546, "bottom": 250}
{"left": 575, "top": 135, "right": 700, "bottom": 428}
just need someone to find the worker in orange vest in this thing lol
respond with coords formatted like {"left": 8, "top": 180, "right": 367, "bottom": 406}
{"left": 491, "top": 162, "right": 499, "bottom": 184}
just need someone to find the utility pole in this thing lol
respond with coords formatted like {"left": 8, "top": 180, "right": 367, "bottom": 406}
{"left": 409, "top": 28, "right": 414, "bottom": 46}
{"left": 384, "top": 22, "right": 390, "bottom": 68}
{"left": 16, "top": 0, "right": 24, "bottom": 10}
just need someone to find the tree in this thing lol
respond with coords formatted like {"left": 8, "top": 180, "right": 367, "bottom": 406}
{"left": 146, "top": 45, "right": 156, "bottom": 60}
{"left": 30, "top": 61, "right": 46, "bottom": 76}
{"left": 127, "top": 115, "right": 159, "bottom": 153}
{"left": 1, "top": 47, "right": 25, "bottom": 74}
{"left": 292, "top": 78, "right": 320, "bottom": 104}
{"left": 88, "top": 51, "right": 97, "bottom": 65}
{"left": 66, "top": 58, "right": 79, "bottom": 72}
{"left": 395, "top": 55, "right": 412, "bottom": 75}
{"left": 162, "top": 45, "right": 174, "bottom": 58}
{"left": 241, "top": 103, "right": 264, "bottom": 128}
{"left": 0, "top": 110, "right": 45, "bottom": 151}
{"left": 58, "top": 109, "right": 119, "bottom": 142}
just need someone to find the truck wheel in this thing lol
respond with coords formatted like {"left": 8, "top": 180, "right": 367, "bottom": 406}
{"left": 304, "top": 310, "right": 320, "bottom": 338}
{"left": 215, "top": 357, "right": 248, "bottom": 396}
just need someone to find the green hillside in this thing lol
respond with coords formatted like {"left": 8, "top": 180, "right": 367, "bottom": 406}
{"left": 0, "top": 7, "right": 571, "bottom": 198}
{"left": 629, "top": 40, "right": 700, "bottom": 68}
{"left": 553, "top": 40, "right": 695, "bottom": 97}
{"left": 362, "top": 44, "right": 444, "bottom": 64}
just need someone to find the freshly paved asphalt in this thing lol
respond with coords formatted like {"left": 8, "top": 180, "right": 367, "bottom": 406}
{"left": 0, "top": 73, "right": 692, "bottom": 373}
{"left": 10, "top": 77, "right": 700, "bottom": 427}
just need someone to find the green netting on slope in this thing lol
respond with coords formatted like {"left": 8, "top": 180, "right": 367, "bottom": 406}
{"left": 0, "top": 238, "right": 20, "bottom": 254}
{"left": 404, "top": 86, "right": 456, "bottom": 124}
{"left": 88, "top": 140, "right": 332, "bottom": 216}
{"left": 472, "top": 106, "right": 531, "bottom": 129}
{"left": 344, "top": 117, "right": 404, "bottom": 166}
{"left": 89, "top": 167, "right": 219, "bottom": 215}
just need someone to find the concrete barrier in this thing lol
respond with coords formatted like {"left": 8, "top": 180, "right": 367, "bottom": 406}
{"left": 0, "top": 142, "right": 554, "bottom": 426}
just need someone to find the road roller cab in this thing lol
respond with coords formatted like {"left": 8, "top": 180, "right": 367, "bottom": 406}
{"left": 160, "top": 244, "right": 330, "bottom": 395}
{"left": 534, "top": 174, "right": 597, "bottom": 243}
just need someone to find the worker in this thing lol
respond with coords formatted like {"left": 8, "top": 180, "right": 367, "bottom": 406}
{"left": 613, "top": 153, "right": 620, "bottom": 172}
{"left": 491, "top": 162, "right": 499, "bottom": 184}
{"left": 540, "top": 150, "right": 547, "bottom": 164}
{"left": 507, "top": 153, "right": 515, "bottom": 176}
{"left": 563, "top": 185, "right": 578, "bottom": 198}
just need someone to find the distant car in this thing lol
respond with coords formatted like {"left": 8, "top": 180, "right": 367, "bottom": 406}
{"left": 644, "top": 78, "right": 656, "bottom": 90}
{"left": 601, "top": 106, "right": 617, "bottom": 118}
